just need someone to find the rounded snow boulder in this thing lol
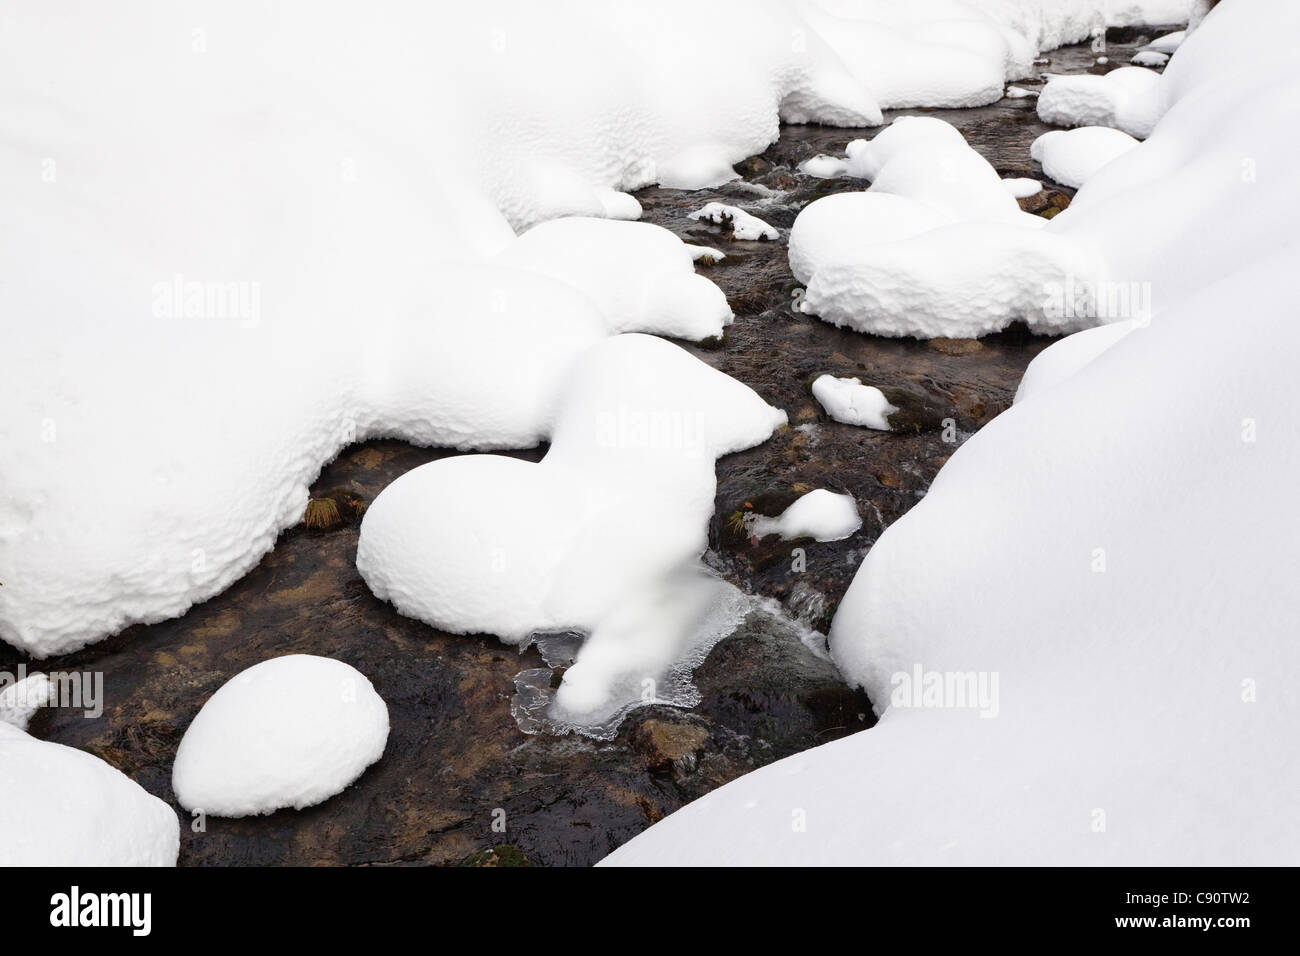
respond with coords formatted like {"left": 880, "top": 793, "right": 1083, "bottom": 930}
{"left": 172, "top": 655, "right": 389, "bottom": 817}
{"left": 0, "top": 723, "right": 179, "bottom": 865}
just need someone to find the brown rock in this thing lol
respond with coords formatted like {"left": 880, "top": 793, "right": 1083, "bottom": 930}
{"left": 632, "top": 719, "right": 709, "bottom": 772}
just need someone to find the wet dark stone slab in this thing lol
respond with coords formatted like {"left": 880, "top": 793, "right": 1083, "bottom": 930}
{"left": 1, "top": 32, "right": 1168, "bottom": 866}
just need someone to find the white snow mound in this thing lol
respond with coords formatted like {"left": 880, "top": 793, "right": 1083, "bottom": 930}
{"left": 1031, "top": 126, "right": 1141, "bottom": 188}
{"left": 1, "top": 723, "right": 179, "bottom": 866}
{"left": 811, "top": 375, "right": 898, "bottom": 430}
{"left": 749, "top": 489, "right": 862, "bottom": 542}
{"left": 172, "top": 655, "right": 389, "bottom": 818}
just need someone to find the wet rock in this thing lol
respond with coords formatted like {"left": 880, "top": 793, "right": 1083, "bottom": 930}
{"left": 733, "top": 155, "right": 773, "bottom": 178}
{"left": 631, "top": 718, "right": 709, "bottom": 773}
{"left": 928, "top": 337, "right": 986, "bottom": 357}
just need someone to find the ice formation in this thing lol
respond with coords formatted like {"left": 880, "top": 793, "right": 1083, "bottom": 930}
{"left": 1031, "top": 126, "right": 1141, "bottom": 188}
{"left": 0, "top": 723, "right": 179, "bottom": 866}
{"left": 172, "top": 655, "right": 389, "bottom": 817}
{"left": 811, "top": 375, "right": 898, "bottom": 430}
{"left": 603, "top": 0, "right": 1300, "bottom": 866}
{"left": 748, "top": 490, "right": 862, "bottom": 543}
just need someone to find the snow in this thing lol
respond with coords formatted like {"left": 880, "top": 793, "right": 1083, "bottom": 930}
{"left": 688, "top": 203, "right": 780, "bottom": 241}
{"left": 794, "top": 1, "right": 1197, "bottom": 112}
{"left": 496, "top": 218, "right": 733, "bottom": 339}
{"left": 602, "top": 0, "right": 1300, "bottom": 867}
{"left": 0, "top": 0, "right": 1199, "bottom": 661}
{"left": 0, "top": 673, "right": 51, "bottom": 730}
{"left": 0, "top": 722, "right": 179, "bottom": 865}
{"left": 172, "top": 655, "right": 389, "bottom": 818}
{"left": 749, "top": 490, "right": 862, "bottom": 543}
{"left": 811, "top": 375, "right": 898, "bottom": 431}
{"left": 798, "top": 154, "right": 850, "bottom": 179}
{"left": 1031, "top": 126, "right": 1141, "bottom": 188}
{"left": 357, "top": 334, "right": 786, "bottom": 732}
{"left": 788, "top": 191, "right": 952, "bottom": 287}
{"left": 1145, "top": 29, "right": 1186, "bottom": 53}
{"left": 1130, "top": 50, "right": 1169, "bottom": 67}
{"left": 1004, "top": 85, "right": 1038, "bottom": 99}
{"left": 792, "top": 118, "right": 1098, "bottom": 339}
{"left": 1013, "top": 319, "right": 1140, "bottom": 404}
{"left": 1001, "top": 177, "right": 1043, "bottom": 198}
{"left": 1037, "top": 66, "right": 1164, "bottom": 138}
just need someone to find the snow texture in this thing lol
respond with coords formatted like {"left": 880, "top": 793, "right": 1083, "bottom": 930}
{"left": 0, "top": 673, "right": 51, "bottom": 730}
{"left": 1037, "top": 66, "right": 1163, "bottom": 137}
{"left": 811, "top": 375, "right": 898, "bottom": 430}
{"left": 357, "top": 334, "right": 787, "bottom": 730}
{"left": 172, "top": 655, "right": 389, "bottom": 817}
{"left": 1031, "top": 126, "right": 1141, "bottom": 188}
{"left": 0, "top": 722, "right": 179, "bottom": 866}
{"left": 749, "top": 489, "right": 862, "bottom": 542}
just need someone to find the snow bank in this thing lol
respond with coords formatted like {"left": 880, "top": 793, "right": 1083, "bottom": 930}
{"left": 173, "top": 655, "right": 389, "bottom": 817}
{"left": 796, "top": 1, "right": 1195, "bottom": 111}
{"left": 811, "top": 375, "right": 897, "bottom": 430}
{"left": 749, "top": 489, "right": 861, "bottom": 542}
{"left": 0, "top": 723, "right": 179, "bottom": 865}
{"left": 602, "top": 0, "right": 1300, "bottom": 866}
{"left": 1031, "top": 127, "right": 1141, "bottom": 188}
{"left": 357, "top": 334, "right": 786, "bottom": 732}
{"left": 1037, "top": 66, "right": 1163, "bottom": 137}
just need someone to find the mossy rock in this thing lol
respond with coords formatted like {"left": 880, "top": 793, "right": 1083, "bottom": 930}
{"left": 460, "top": 844, "right": 532, "bottom": 867}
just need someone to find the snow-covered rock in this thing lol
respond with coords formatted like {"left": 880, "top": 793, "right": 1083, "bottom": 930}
{"left": 0, "top": 723, "right": 179, "bottom": 865}
{"left": 688, "top": 203, "right": 779, "bottom": 241}
{"left": 1001, "top": 177, "right": 1043, "bottom": 198}
{"left": 1144, "top": 29, "right": 1186, "bottom": 54}
{"left": 1037, "top": 66, "right": 1163, "bottom": 138}
{"left": 601, "top": 0, "right": 1300, "bottom": 867}
{"left": 749, "top": 489, "right": 862, "bottom": 542}
{"left": 496, "top": 217, "right": 733, "bottom": 339}
{"left": 0, "top": 673, "right": 51, "bottom": 730}
{"left": 172, "top": 655, "right": 389, "bottom": 818}
{"left": 811, "top": 375, "right": 897, "bottom": 430}
{"left": 788, "top": 192, "right": 952, "bottom": 287}
{"left": 357, "top": 334, "right": 786, "bottom": 732}
{"left": 1031, "top": 126, "right": 1141, "bottom": 188}
{"left": 1130, "top": 50, "right": 1169, "bottom": 67}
